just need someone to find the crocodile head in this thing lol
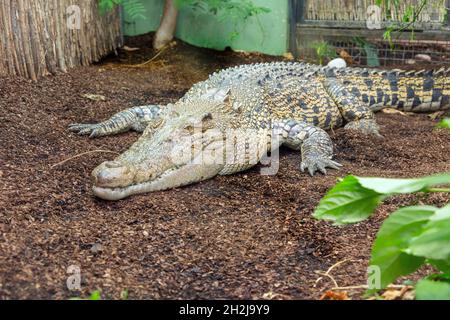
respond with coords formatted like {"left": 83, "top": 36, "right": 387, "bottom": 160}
{"left": 91, "top": 89, "right": 241, "bottom": 200}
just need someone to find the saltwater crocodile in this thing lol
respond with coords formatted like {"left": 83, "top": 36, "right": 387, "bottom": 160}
{"left": 69, "top": 62, "right": 449, "bottom": 200}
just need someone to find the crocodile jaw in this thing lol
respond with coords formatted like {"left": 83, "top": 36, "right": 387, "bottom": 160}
{"left": 92, "top": 161, "right": 223, "bottom": 201}
{"left": 91, "top": 133, "right": 226, "bottom": 200}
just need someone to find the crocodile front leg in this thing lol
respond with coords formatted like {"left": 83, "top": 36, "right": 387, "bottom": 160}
{"left": 69, "top": 105, "right": 163, "bottom": 138}
{"left": 274, "top": 120, "right": 342, "bottom": 176}
{"left": 324, "top": 70, "right": 382, "bottom": 137}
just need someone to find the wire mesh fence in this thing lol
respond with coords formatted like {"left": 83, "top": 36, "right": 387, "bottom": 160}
{"left": 293, "top": 0, "right": 450, "bottom": 68}
{"left": 329, "top": 37, "right": 450, "bottom": 66}
{"left": 303, "top": 0, "right": 447, "bottom": 27}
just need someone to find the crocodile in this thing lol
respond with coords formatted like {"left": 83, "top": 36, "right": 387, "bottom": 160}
{"left": 69, "top": 62, "right": 450, "bottom": 200}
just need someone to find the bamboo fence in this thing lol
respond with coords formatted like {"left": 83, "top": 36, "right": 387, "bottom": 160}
{"left": 0, "top": 0, "right": 122, "bottom": 80}
{"left": 304, "top": 0, "right": 447, "bottom": 23}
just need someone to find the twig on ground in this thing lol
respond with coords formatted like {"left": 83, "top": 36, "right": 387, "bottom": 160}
{"left": 121, "top": 45, "right": 169, "bottom": 68}
{"left": 51, "top": 150, "right": 119, "bottom": 168}
{"left": 331, "top": 284, "right": 407, "bottom": 290}
{"left": 315, "top": 271, "right": 338, "bottom": 288}
{"left": 314, "top": 259, "right": 352, "bottom": 288}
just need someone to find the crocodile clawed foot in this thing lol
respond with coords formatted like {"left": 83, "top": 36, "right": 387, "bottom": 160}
{"left": 68, "top": 123, "right": 105, "bottom": 138}
{"left": 300, "top": 154, "right": 342, "bottom": 176}
{"left": 344, "top": 119, "right": 383, "bottom": 138}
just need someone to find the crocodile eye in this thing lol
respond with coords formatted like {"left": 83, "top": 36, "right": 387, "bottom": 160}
{"left": 202, "top": 112, "right": 213, "bottom": 121}
{"left": 184, "top": 125, "right": 194, "bottom": 133}
{"left": 183, "top": 113, "right": 214, "bottom": 134}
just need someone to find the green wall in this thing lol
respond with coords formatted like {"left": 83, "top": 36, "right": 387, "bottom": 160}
{"left": 123, "top": 0, "right": 289, "bottom": 55}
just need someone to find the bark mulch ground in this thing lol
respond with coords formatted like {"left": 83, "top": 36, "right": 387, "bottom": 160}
{"left": 1, "top": 35, "right": 449, "bottom": 299}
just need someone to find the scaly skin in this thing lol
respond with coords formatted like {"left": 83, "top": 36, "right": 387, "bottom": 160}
{"left": 69, "top": 62, "right": 450, "bottom": 200}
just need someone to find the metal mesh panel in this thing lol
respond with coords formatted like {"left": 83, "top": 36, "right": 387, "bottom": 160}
{"left": 293, "top": 0, "right": 450, "bottom": 67}
{"left": 303, "top": 0, "right": 447, "bottom": 27}
{"left": 330, "top": 37, "right": 450, "bottom": 66}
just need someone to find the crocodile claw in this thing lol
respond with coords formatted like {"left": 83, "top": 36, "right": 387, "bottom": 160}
{"left": 300, "top": 155, "right": 342, "bottom": 176}
{"left": 68, "top": 123, "right": 105, "bottom": 138}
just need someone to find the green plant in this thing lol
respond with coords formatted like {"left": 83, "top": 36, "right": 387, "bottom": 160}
{"left": 353, "top": 37, "right": 380, "bottom": 67}
{"left": 311, "top": 41, "right": 337, "bottom": 65}
{"left": 437, "top": 118, "right": 450, "bottom": 130}
{"left": 313, "top": 173, "right": 450, "bottom": 299}
{"left": 99, "top": 0, "right": 270, "bottom": 41}
{"left": 175, "top": 0, "right": 270, "bottom": 17}
{"left": 70, "top": 289, "right": 130, "bottom": 300}
{"left": 375, "top": 0, "right": 430, "bottom": 45}
{"left": 120, "top": 289, "right": 129, "bottom": 299}
{"left": 99, "top": 0, "right": 147, "bottom": 19}
{"left": 70, "top": 290, "right": 102, "bottom": 300}
{"left": 175, "top": 0, "right": 270, "bottom": 41}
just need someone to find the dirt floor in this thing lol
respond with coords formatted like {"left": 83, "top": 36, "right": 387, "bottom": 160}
{"left": 1, "top": 35, "right": 449, "bottom": 300}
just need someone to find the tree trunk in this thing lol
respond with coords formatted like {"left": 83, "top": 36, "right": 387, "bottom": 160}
{"left": 153, "top": 0, "right": 178, "bottom": 50}
{"left": 0, "top": 0, "right": 122, "bottom": 80}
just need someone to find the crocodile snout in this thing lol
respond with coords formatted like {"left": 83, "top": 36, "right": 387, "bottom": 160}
{"left": 92, "top": 161, "right": 136, "bottom": 188}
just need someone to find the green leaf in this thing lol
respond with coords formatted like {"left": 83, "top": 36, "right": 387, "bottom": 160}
{"left": 437, "top": 118, "right": 450, "bottom": 130}
{"left": 123, "top": 0, "right": 146, "bottom": 20}
{"left": 69, "top": 290, "right": 101, "bottom": 300}
{"left": 356, "top": 173, "right": 450, "bottom": 194}
{"left": 427, "top": 272, "right": 450, "bottom": 281}
{"left": 368, "top": 206, "right": 436, "bottom": 291}
{"left": 408, "top": 205, "right": 450, "bottom": 261}
{"left": 313, "top": 175, "right": 386, "bottom": 225}
{"left": 415, "top": 279, "right": 450, "bottom": 300}
{"left": 314, "top": 173, "right": 450, "bottom": 225}
{"left": 363, "top": 43, "right": 380, "bottom": 67}
{"left": 98, "top": 0, "right": 118, "bottom": 14}
{"left": 88, "top": 290, "right": 101, "bottom": 300}
{"left": 99, "top": 0, "right": 146, "bottom": 20}
{"left": 120, "top": 289, "right": 129, "bottom": 300}
{"left": 429, "top": 203, "right": 450, "bottom": 221}
{"left": 429, "top": 259, "right": 450, "bottom": 274}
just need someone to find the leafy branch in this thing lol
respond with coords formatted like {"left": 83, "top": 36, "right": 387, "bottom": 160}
{"left": 311, "top": 41, "right": 337, "bottom": 65}
{"left": 99, "top": 0, "right": 270, "bottom": 41}
{"left": 98, "top": 0, "right": 147, "bottom": 20}
{"left": 174, "top": 0, "right": 270, "bottom": 41}
{"left": 375, "top": 0, "right": 429, "bottom": 44}
{"left": 314, "top": 172, "right": 450, "bottom": 299}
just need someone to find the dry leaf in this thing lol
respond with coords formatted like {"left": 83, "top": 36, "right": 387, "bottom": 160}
{"left": 381, "top": 108, "right": 407, "bottom": 115}
{"left": 428, "top": 111, "right": 444, "bottom": 120}
{"left": 319, "top": 290, "right": 349, "bottom": 300}
{"left": 381, "top": 286, "right": 414, "bottom": 300}
{"left": 82, "top": 94, "right": 106, "bottom": 101}
{"left": 122, "top": 45, "right": 140, "bottom": 52}
{"left": 283, "top": 52, "right": 295, "bottom": 60}
{"left": 338, "top": 49, "right": 354, "bottom": 65}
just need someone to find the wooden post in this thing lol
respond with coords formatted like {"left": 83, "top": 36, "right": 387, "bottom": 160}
{"left": 153, "top": 0, "right": 178, "bottom": 50}
{"left": 289, "top": 0, "right": 296, "bottom": 54}
{"left": 0, "top": 0, "right": 122, "bottom": 80}
{"left": 446, "top": 0, "right": 450, "bottom": 26}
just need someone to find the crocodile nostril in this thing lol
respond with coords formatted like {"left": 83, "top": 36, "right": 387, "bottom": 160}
{"left": 95, "top": 168, "right": 123, "bottom": 187}
{"left": 104, "top": 161, "right": 123, "bottom": 169}
{"left": 92, "top": 161, "right": 135, "bottom": 188}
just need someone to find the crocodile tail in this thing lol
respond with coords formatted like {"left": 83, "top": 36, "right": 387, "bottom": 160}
{"left": 340, "top": 67, "right": 450, "bottom": 113}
